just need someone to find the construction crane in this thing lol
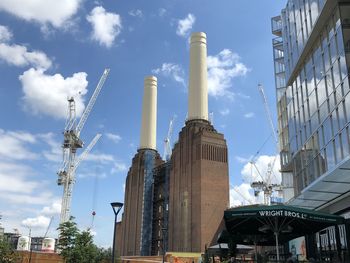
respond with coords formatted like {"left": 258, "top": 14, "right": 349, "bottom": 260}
{"left": 58, "top": 133, "right": 102, "bottom": 224}
{"left": 58, "top": 68, "right": 109, "bottom": 225}
{"left": 250, "top": 84, "right": 281, "bottom": 205}
{"left": 209, "top": 112, "right": 214, "bottom": 125}
{"left": 43, "top": 216, "right": 54, "bottom": 238}
{"left": 230, "top": 184, "right": 254, "bottom": 206}
{"left": 163, "top": 115, "right": 176, "bottom": 161}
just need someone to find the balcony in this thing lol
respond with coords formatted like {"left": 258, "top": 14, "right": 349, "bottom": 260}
{"left": 271, "top": 15, "right": 282, "bottom": 37}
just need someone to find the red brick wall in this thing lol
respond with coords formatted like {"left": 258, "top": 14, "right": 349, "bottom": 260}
{"left": 18, "top": 251, "right": 63, "bottom": 263}
{"left": 120, "top": 150, "right": 163, "bottom": 256}
{"left": 168, "top": 120, "right": 229, "bottom": 252}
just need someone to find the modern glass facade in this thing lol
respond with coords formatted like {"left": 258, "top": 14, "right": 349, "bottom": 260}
{"left": 273, "top": 0, "right": 350, "bottom": 202}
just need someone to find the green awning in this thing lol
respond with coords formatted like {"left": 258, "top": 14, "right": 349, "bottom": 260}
{"left": 223, "top": 204, "right": 345, "bottom": 244}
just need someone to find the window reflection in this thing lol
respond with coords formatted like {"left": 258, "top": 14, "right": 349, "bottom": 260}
{"left": 275, "top": 1, "right": 350, "bottom": 192}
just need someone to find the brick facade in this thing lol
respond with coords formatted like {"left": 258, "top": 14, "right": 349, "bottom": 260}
{"left": 168, "top": 120, "right": 229, "bottom": 252}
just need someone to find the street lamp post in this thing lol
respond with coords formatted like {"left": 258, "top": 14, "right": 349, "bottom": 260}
{"left": 111, "top": 202, "right": 123, "bottom": 263}
{"left": 161, "top": 227, "right": 167, "bottom": 263}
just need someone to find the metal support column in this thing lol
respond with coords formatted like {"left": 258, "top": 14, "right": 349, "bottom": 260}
{"left": 335, "top": 225, "right": 342, "bottom": 261}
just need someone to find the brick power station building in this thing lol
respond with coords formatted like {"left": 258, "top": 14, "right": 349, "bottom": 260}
{"left": 117, "top": 32, "right": 230, "bottom": 256}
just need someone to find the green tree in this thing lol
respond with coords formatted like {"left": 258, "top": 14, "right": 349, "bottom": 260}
{"left": 70, "top": 230, "right": 100, "bottom": 263}
{"left": 100, "top": 247, "right": 112, "bottom": 263}
{"left": 57, "top": 216, "right": 79, "bottom": 261}
{"left": 57, "top": 217, "right": 110, "bottom": 263}
{"left": 98, "top": 247, "right": 112, "bottom": 263}
{"left": 0, "top": 237, "right": 20, "bottom": 263}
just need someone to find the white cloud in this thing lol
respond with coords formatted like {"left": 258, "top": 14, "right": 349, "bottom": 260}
{"left": 235, "top": 155, "right": 251, "bottom": 164}
{"left": 8, "top": 131, "right": 36, "bottom": 143}
{"left": 38, "top": 133, "right": 62, "bottom": 162}
{"left": 0, "top": 43, "right": 52, "bottom": 70}
{"left": 0, "top": 24, "right": 52, "bottom": 70}
{"left": 230, "top": 183, "right": 258, "bottom": 207}
{"left": 207, "top": 49, "right": 249, "bottom": 98}
{"left": 230, "top": 155, "right": 281, "bottom": 207}
{"left": 0, "top": 130, "right": 59, "bottom": 209}
{"left": 89, "top": 229, "right": 97, "bottom": 236}
{"left": 85, "top": 153, "right": 114, "bottom": 163}
{"left": 41, "top": 200, "right": 61, "bottom": 215}
{"left": 19, "top": 68, "right": 88, "bottom": 119}
{"left": 152, "top": 63, "right": 185, "bottom": 86}
{"left": 0, "top": 25, "right": 12, "bottom": 42}
{"left": 82, "top": 152, "right": 127, "bottom": 174}
{"left": 77, "top": 172, "right": 107, "bottom": 179}
{"left": 219, "top": 109, "right": 230, "bottom": 116}
{"left": 237, "top": 93, "right": 250, "bottom": 99}
{"left": 0, "top": 130, "right": 62, "bottom": 236}
{"left": 241, "top": 155, "right": 281, "bottom": 185}
{"left": 0, "top": 130, "right": 38, "bottom": 160}
{"left": 22, "top": 215, "right": 51, "bottom": 229}
{"left": 0, "top": 162, "right": 38, "bottom": 193}
{"left": 176, "top": 13, "right": 195, "bottom": 37}
{"left": 0, "top": 0, "right": 81, "bottom": 28}
{"left": 111, "top": 162, "right": 127, "bottom": 174}
{"left": 0, "top": 191, "right": 54, "bottom": 205}
{"left": 244, "top": 112, "right": 255, "bottom": 118}
{"left": 128, "top": 9, "right": 143, "bottom": 18}
{"left": 105, "top": 133, "right": 121, "bottom": 144}
{"left": 158, "top": 8, "right": 166, "bottom": 17}
{"left": 87, "top": 6, "right": 122, "bottom": 48}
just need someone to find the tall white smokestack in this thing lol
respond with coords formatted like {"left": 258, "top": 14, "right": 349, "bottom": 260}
{"left": 188, "top": 32, "right": 208, "bottom": 121}
{"left": 139, "top": 76, "right": 157, "bottom": 150}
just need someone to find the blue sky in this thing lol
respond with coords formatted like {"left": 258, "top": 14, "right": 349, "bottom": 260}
{"left": 0, "top": 0, "right": 286, "bottom": 247}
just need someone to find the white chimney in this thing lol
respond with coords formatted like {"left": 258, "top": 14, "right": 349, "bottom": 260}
{"left": 188, "top": 32, "right": 208, "bottom": 121}
{"left": 139, "top": 76, "right": 157, "bottom": 150}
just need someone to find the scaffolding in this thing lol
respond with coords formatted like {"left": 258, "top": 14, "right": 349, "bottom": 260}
{"left": 140, "top": 150, "right": 157, "bottom": 256}
{"left": 151, "top": 161, "right": 170, "bottom": 256}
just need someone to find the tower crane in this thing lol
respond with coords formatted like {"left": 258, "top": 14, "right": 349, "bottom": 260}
{"left": 230, "top": 184, "right": 253, "bottom": 206}
{"left": 163, "top": 115, "right": 176, "bottom": 161}
{"left": 43, "top": 216, "right": 54, "bottom": 239}
{"left": 209, "top": 112, "right": 214, "bottom": 125}
{"left": 58, "top": 68, "right": 109, "bottom": 225}
{"left": 58, "top": 134, "right": 102, "bottom": 224}
{"left": 250, "top": 84, "right": 281, "bottom": 205}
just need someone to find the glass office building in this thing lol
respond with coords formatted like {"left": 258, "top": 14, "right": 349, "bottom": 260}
{"left": 272, "top": 0, "right": 350, "bottom": 214}
{"left": 272, "top": 1, "right": 350, "bottom": 257}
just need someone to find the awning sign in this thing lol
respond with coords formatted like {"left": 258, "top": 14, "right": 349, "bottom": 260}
{"left": 258, "top": 210, "right": 307, "bottom": 219}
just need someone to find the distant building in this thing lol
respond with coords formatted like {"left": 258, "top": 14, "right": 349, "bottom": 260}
{"left": 118, "top": 32, "right": 229, "bottom": 256}
{"left": 272, "top": 0, "right": 350, "bottom": 256}
{"left": 4, "top": 232, "right": 20, "bottom": 249}
{"left": 0, "top": 227, "right": 4, "bottom": 238}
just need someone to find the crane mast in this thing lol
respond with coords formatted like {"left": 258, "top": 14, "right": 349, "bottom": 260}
{"left": 58, "top": 68, "right": 109, "bottom": 225}
{"left": 59, "top": 134, "right": 101, "bottom": 223}
{"left": 163, "top": 115, "right": 176, "bottom": 161}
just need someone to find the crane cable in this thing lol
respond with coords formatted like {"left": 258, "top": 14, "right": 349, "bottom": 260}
{"left": 249, "top": 134, "right": 272, "bottom": 183}
{"left": 90, "top": 173, "right": 98, "bottom": 230}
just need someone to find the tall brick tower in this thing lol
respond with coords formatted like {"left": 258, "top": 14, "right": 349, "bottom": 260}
{"left": 168, "top": 32, "right": 230, "bottom": 252}
{"left": 120, "top": 76, "right": 163, "bottom": 256}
